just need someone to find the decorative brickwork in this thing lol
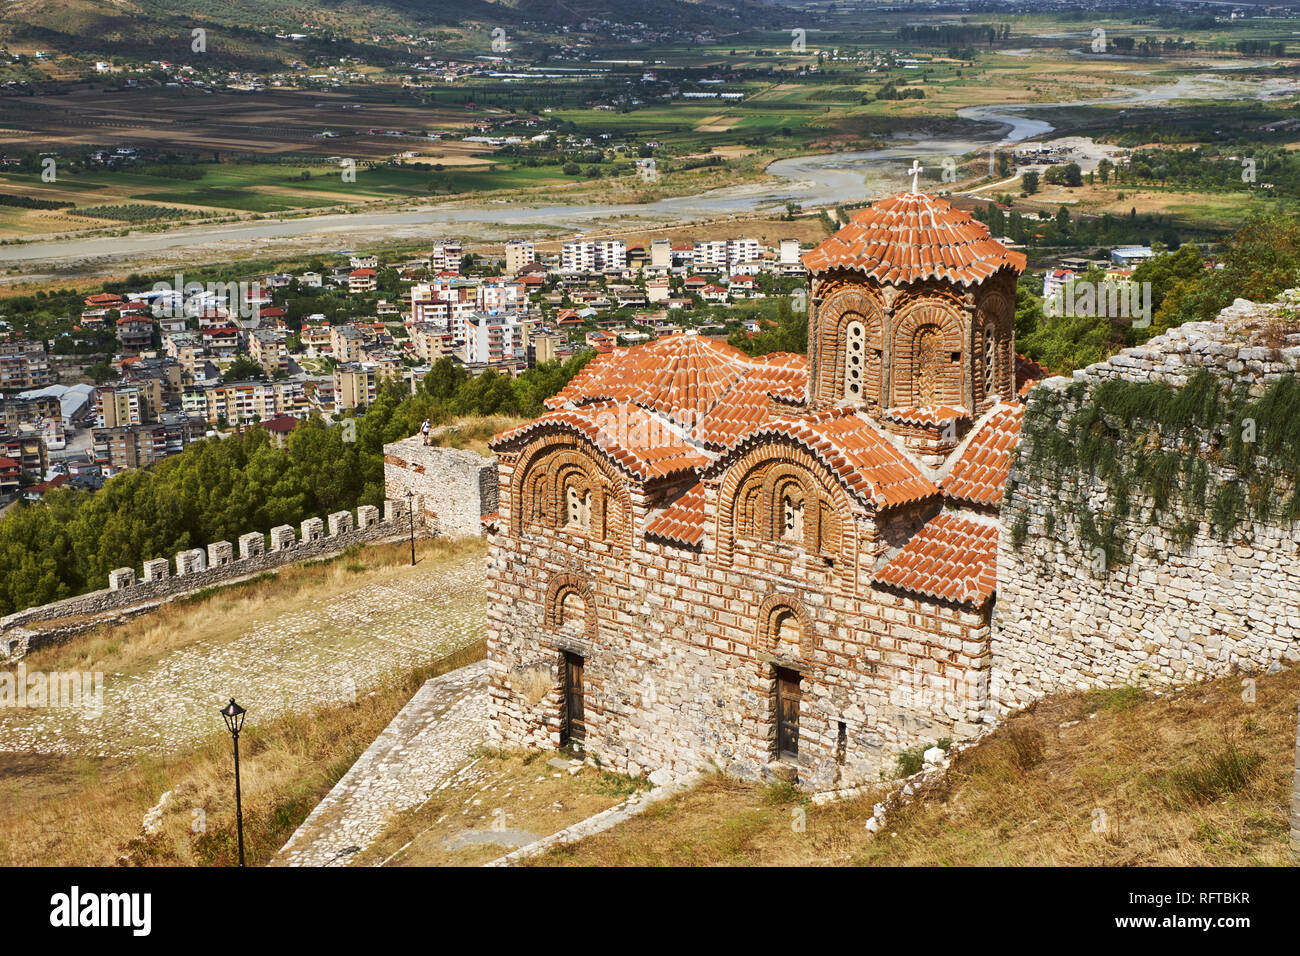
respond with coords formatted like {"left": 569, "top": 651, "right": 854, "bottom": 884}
{"left": 486, "top": 190, "right": 1030, "bottom": 790}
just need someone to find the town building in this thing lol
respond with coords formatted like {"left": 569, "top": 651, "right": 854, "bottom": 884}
{"left": 0, "top": 341, "right": 56, "bottom": 391}
{"left": 505, "top": 240, "right": 536, "bottom": 275}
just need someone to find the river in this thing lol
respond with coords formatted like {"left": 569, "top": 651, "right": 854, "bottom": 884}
{"left": 1, "top": 65, "right": 1291, "bottom": 272}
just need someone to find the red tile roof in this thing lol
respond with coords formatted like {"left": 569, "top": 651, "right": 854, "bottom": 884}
{"left": 723, "top": 407, "right": 938, "bottom": 509}
{"left": 873, "top": 511, "right": 999, "bottom": 606}
{"left": 492, "top": 400, "right": 710, "bottom": 481}
{"left": 1015, "top": 352, "right": 1048, "bottom": 396}
{"left": 645, "top": 482, "right": 707, "bottom": 547}
{"left": 883, "top": 405, "right": 969, "bottom": 427}
{"left": 939, "top": 403, "right": 1024, "bottom": 507}
{"left": 546, "top": 334, "right": 806, "bottom": 446}
{"left": 802, "top": 191, "right": 1027, "bottom": 286}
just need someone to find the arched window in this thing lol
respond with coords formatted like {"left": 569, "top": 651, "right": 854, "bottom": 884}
{"left": 983, "top": 323, "right": 997, "bottom": 397}
{"left": 773, "top": 609, "right": 802, "bottom": 658}
{"left": 559, "top": 589, "right": 586, "bottom": 636}
{"left": 781, "top": 492, "right": 804, "bottom": 542}
{"left": 565, "top": 485, "right": 591, "bottom": 529}
{"left": 915, "top": 326, "right": 944, "bottom": 406}
{"left": 844, "top": 319, "right": 866, "bottom": 401}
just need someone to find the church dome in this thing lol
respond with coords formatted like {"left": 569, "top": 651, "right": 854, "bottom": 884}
{"left": 802, "top": 191, "right": 1026, "bottom": 287}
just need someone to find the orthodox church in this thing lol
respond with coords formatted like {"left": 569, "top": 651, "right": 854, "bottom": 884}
{"left": 484, "top": 186, "right": 1037, "bottom": 788}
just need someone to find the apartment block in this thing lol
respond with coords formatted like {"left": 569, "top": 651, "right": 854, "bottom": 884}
{"left": 561, "top": 239, "right": 627, "bottom": 273}
{"left": 0, "top": 341, "right": 56, "bottom": 391}
{"left": 505, "top": 240, "right": 536, "bottom": 275}
{"left": 93, "top": 415, "right": 198, "bottom": 475}
{"left": 250, "top": 328, "right": 290, "bottom": 377}
{"left": 182, "top": 379, "right": 308, "bottom": 425}
{"left": 431, "top": 240, "right": 463, "bottom": 274}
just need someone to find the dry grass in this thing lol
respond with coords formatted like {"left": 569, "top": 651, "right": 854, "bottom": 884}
{"left": 0, "top": 640, "right": 485, "bottom": 866}
{"left": 14, "top": 537, "right": 481, "bottom": 679}
{"left": 533, "top": 667, "right": 1299, "bottom": 866}
{"left": 354, "top": 749, "right": 647, "bottom": 867}
{"left": 0, "top": 536, "right": 488, "bottom": 866}
{"left": 430, "top": 415, "right": 527, "bottom": 457}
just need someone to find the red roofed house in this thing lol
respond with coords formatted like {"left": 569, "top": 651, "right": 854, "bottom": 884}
{"left": 0, "top": 456, "right": 19, "bottom": 496}
{"left": 486, "top": 188, "right": 1034, "bottom": 791}
{"left": 348, "top": 269, "right": 378, "bottom": 294}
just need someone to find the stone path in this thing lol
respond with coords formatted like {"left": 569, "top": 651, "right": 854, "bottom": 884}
{"left": 0, "top": 559, "right": 485, "bottom": 758}
{"left": 272, "top": 661, "right": 490, "bottom": 867}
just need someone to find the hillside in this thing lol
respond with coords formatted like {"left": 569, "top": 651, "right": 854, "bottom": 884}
{"left": 0, "top": 0, "right": 781, "bottom": 66}
{"left": 527, "top": 666, "right": 1300, "bottom": 866}
{"left": 0, "top": 536, "right": 486, "bottom": 866}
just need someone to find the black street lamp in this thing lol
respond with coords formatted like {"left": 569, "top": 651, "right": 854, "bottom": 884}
{"left": 220, "top": 698, "right": 247, "bottom": 867}
{"left": 405, "top": 487, "right": 416, "bottom": 566}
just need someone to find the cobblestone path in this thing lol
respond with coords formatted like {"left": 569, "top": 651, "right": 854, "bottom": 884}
{"left": 272, "top": 661, "right": 490, "bottom": 866}
{"left": 0, "top": 557, "right": 485, "bottom": 758}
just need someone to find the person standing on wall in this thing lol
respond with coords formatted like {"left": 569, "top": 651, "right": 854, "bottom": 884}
{"left": 421, "top": 418, "right": 432, "bottom": 446}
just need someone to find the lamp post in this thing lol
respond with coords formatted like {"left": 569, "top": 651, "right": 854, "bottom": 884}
{"left": 220, "top": 698, "right": 247, "bottom": 867}
{"left": 405, "top": 487, "right": 416, "bottom": 566}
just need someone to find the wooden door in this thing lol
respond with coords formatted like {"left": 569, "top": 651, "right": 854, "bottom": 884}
{"left": 776, "top": 668, "right": 800, "bottom": 760}
{"left": 562, "top": 652, "right": 585, "bottom": 748}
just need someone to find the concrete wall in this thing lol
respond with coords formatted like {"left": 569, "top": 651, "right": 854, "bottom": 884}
{"left": 992, "top": 300, "right": 1300, "bottom": 710}
{"left": 384, "top": 435, "right": 498, "bottom": 538}
{"left": 0, "top": 498, "right": 427, "bottom": 663}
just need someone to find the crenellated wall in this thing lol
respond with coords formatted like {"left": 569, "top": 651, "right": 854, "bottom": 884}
{"left": 0, "top": 498, "right": 428, "bottom": 662}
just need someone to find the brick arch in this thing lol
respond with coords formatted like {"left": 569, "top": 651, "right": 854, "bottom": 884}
{"left": 976, "top": 289, "right": 1013, "bottom": 406}
{"left": 715, "top": 439, "right": 857, "bottom": 582}
{"left": 813, "top": 287, "right": 884, "bottom": 408}
{"left": 510, "top": 432, "right": 632, "bottom": 548}
{"left": 543, "top": 571, "right": 599, "bottom": 644}
{"left": 756, "top": 591, "right": 815, "bottom": 661}
{"left": 891, "top": 300, "right": 966, "bottom": 408}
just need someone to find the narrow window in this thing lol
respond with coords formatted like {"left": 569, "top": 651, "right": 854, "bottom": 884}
{"left": 781, "top": 493, "right": 804, "bottom": 542}
{"left": 983, "top": 324, "right": 997, "bottom": 397}
{"left": 565, "top": 485, "right": 591, "bottom": 529}
{"left": 844, "top": 319, "right": 866, "bottom": 400}
{"left": 775, "top": 667, "right": 801, "bottom": 761}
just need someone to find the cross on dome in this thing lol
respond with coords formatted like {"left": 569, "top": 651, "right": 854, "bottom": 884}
{"left": 908, "top": 159, "right": 922, "bottom": 194}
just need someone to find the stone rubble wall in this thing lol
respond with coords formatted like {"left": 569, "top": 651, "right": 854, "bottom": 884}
{"left": 0, "top": 497, "right": 428, "bottom": 663}
{"left": 992, "top": 301, "right": 1300, "bottom": 712}
{"left": 384, "top": 435, "right": 498, "bottom": 539}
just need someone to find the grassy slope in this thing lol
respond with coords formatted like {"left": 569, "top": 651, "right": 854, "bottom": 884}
{"left": 0, "top": 537, "right": 486, "bottom": 866}
{"left": 533, "top": 667, "right": 1300, "bottom": 866}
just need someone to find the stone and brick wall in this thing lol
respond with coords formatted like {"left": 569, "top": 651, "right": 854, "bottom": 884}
{"left": 384, "top": 435, "right": 498, "bottom": 538}
{"left": 0, "top": 498, "right": 425, "bottom": 663}
{"left": 992, "top": 302, "right": 1300, "bottom": 710}
{"left": 487, "top": 440, "right": 990, "bottom": 790}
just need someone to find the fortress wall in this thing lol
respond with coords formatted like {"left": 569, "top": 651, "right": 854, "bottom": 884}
{"left": 384, "top": 436, "right": 498, "bottom": 539}
{"left": 0, "top": 498, "right": 428, "bottom": 663}
{"left": 992, "top": 300, "right": 1300, "bottom": 712}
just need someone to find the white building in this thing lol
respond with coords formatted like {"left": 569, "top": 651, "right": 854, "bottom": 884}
{"left": 561, "top": 239, "right": 627, "bottom": 273}
{"left": 463, "top": 310, "right": 525, "bottom": 365}
{"left": 431, "top": 239, "right": 463, "bottom": 274}
{"left": 649, "top": 238, "right": 672, "bottom": 272}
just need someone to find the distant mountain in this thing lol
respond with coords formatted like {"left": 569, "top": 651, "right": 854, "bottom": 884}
{"left": 1, "top": 0, "right": 780, "bottom": 64}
